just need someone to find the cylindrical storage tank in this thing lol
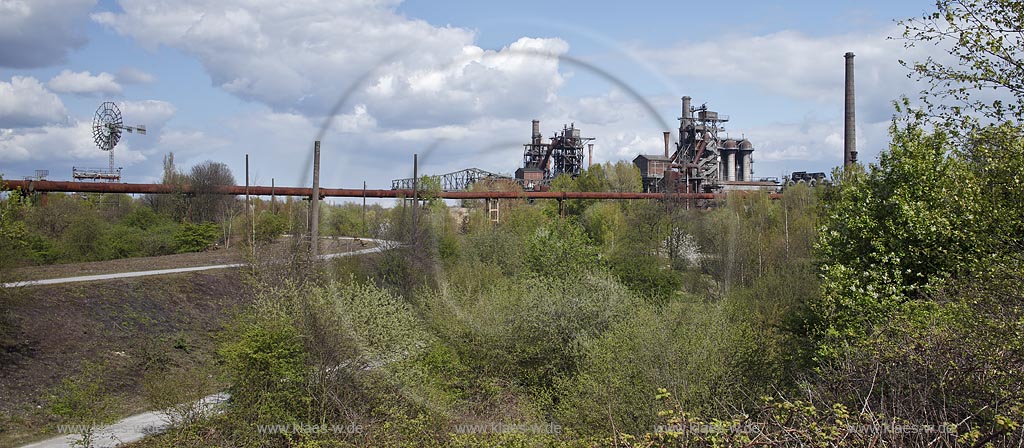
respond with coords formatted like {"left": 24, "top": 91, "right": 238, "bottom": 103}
{"left": 726, "top": 151, "right": 736, "bottom": 181}
{"left": 743, "top": 152, "right": 753, "bottom": 181}
{"left": 738, "top": 140, "right": 754, "bottom": 181}
{"left": 722, "top": 140, "right": 739, "bottom": 182}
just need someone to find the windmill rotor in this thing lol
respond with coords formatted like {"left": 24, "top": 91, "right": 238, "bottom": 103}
{"left": 93, "top": 101, "right": 123, "bottom": 151}
{"left": 75, "top": 101, "right": 147, "bottom": 183}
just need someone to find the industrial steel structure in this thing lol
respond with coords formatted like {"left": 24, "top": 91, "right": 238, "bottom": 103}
{"left": 392, "top": 168, "right": 512, "bottom": 192}
{"left": 515, "top": 120, "right": 594, "bottom": 190}
{"left": 634, "top": 96, "right": 775, "bottom": 194}
{"left": 74, "top": 102, "right": 146, "bottom": 183}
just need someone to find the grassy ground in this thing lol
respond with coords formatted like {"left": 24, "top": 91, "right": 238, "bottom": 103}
{"left": 0, "top": 270, "right": 252, "bottom": 448}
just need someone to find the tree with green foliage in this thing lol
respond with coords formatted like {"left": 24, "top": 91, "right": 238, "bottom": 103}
{"left": 524, "top": 218, "right": 599, "bottom": 279}
{"left": 601, "top": 160, "right": 642, "bottom": 193}
{"left": 416, "top": 174, "right": 443, "bottom": 207}
{"left": 581, "top": 201, "right": 625, "bottom": 251}
{"left": 25, "top": 193, "right": 85, "bottom": 239}
{"left": 0, "top": 180, "right": 29, "bottom": 277}
{"left": 812, "top": 116, "right": 1006, "bottom": 356}
{"left": 325, "top": 204, "right": 363, "bottom": 237}
{"left": 812, "top": 114, "right": 1024, "bottom": 442}
{"left": 899, "top": 0, "right": 1024, "bottom": 126}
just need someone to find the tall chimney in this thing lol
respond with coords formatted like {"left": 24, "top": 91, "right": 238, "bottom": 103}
{"left": 844, "top": 52, "right": 857, "bottom": 169}
{"left": 663, "top": 131, "right": 671, "bottom": 158}
{"left": 588, "top": 143, "right": 594, "bottom": 168}
{"left": 681, "top": 96, "right": 692, "bottom": 127}
{"left": 532, "top": 119, "right": 540, "bottom": 144}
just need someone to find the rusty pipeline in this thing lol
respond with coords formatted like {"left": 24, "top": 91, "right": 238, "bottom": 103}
{"left": 3, "top": 180, "right": 779, "bottom": 201}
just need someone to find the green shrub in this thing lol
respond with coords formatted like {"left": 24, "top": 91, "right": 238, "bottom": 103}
{"left": 121, "top": 205, "right": 164, "bottom": 230}
{"left": 437, "top": 231, "right": 459, "bottom": 262}
{"left": 463, "top": 226, "right": 528, "bottom": 275}
{"left": 25, "top": 193, "right": 85, "bottom": 239}
{"left": 173, "top": 222, "right": 220, "bottom": 253}
{"left": 554, "top": 295, "right": 786, "bottom": 435}
{"left": 59, "top": 214, "right": 109, "bottom": 261}
{"left": 142, "top": 223, "right": 179, "bottom": 256}
{"left": 103, "top": 225, "right": 151, "bottom": 259}
{"left": 47, "top": 361, "right": 117, "bottom": 448}
{"left": 219, "top": 312, "right": 308, "bottom": 428}
{"left": 25, "top": 232, "right": 58, "bottom": 265}
{"left": 423, "top": 269, "right": 640, "bottom": 391}
{"left": 523, "top": 219, "right": 599, "bottom": 279}
{"left": 254, "top": 211, "right": 287, "bottom": 243}
{"left": 610, "top": 258, "right": 681, "bottom": 303}
{"left": 325, "top": 204, "right": 364, "bottom": 237}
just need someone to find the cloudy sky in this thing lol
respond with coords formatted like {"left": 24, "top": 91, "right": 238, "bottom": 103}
{"left": 1, "top": 0, "right": 940, "bottom": 194}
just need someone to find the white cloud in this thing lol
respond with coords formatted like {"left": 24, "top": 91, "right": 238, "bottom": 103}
{"left": 48, "top": 69, "right": 123, "bottom": 95}
{"left": 642, "top": 28, "right": 929, "bottom": 123}
{"left": 739, "top": 118, "right": 891, "bottom": 178}
{"left": 93, "top": 1, "right": 569, "bottom": 129}
{"left": 0, "top": 120, "right": 145, "bottom": 165}
{"left": 117, "top": 100, "right": 176, "bottom": 127}
{"left": 609, "top": 132, "right": 663, "bottom": 159}
{"left": 116, "top": 67, "right": 156, "bottom": 84}
{"left": 566, "top": 90, "right": 629, "bottom": 126}
{"left": 335, "top": 104, "right": 377, "bottom": 133}
{"left": 151, "top": 129, "right": 230, "bottom": 164}
{"left": 0, "top": 76, "right": 67, "bottom": 128}
{"left": 0, "top": 0, "right": 95, "bottom": 68}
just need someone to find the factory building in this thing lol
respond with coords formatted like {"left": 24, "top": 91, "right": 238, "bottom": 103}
{"left": 515, "top": 119, "right": 594, "bottom": 190}
{"left": 634, "top": 96, "right": 778, "bottom": 193}
{"left": 633, "top": 154, "right": 671, "bottom": 192}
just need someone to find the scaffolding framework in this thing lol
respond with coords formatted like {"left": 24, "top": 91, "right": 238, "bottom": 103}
{"left": 672, "top": 98, "right": 729, "bottom": 193}
{"left": 391, "top": 168, "right": 512, "bottom": 192}
{"left": 72, "top": 166, "right": 122, "bottom": 182}
{"left": 516, "top": 120, "right": 594, "bottom": 189}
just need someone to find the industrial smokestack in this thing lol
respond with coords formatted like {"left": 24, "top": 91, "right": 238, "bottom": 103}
{"left": 681, "top": 96, "right": 692, "bottom": 126}
{"left": 532, "top": 119, "right": 540, "bottom": 143}
{"left": 844, "top": 52, "right": 857, "bottom": 169}
{"left": 588, "top": 143, "right": 594, "bottom": 168}
{"left": 663, "top": 131, "right": 671, "bottom": 158}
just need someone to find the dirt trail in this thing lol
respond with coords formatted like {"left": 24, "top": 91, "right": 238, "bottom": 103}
{"left": 3, "top": 237, "right": 382, "bottom": 288}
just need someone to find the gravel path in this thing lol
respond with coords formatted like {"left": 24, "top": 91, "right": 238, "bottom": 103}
{"left": 3, "top": 237, "right": 390, "bottom": 288}
{"left": 19, "top": 394, "right": 229, "bottom": 448}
